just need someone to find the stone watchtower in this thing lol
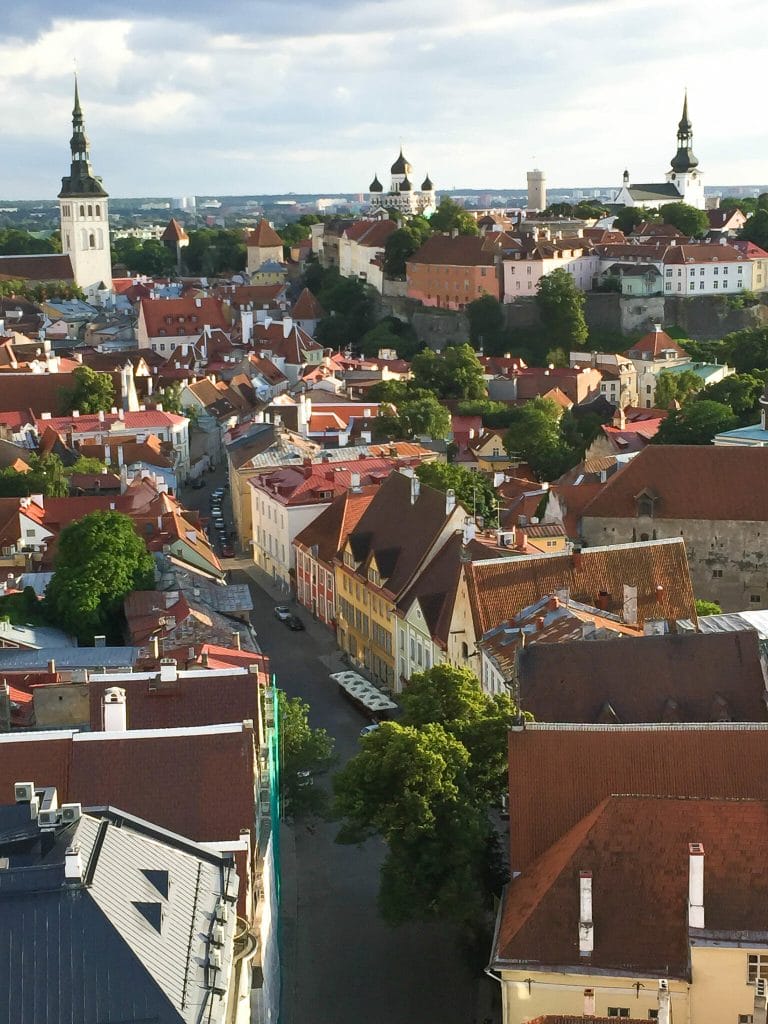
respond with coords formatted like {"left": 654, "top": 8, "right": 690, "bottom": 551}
{"left": 58, "top": 78, "right": 113, "bottom": 296}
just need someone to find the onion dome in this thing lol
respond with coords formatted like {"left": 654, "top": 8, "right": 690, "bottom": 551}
{"left": 421, "top": 173, "right": 434, "bottom": 191}
{"left": 390, "top": 149, "right": 412, "bottom": 175}
{"left": 400, "top": 176, "right": 413, "bottom": 192}
{"left": 369, "top": 173, "right": 383, "bottom": 193}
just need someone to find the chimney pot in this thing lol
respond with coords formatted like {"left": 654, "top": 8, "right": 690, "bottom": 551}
{"left": 688, "top": 842, "right": 705, "bottom": 929}
{"left": 103, "top": 686, "right": 127, "bottom": 732}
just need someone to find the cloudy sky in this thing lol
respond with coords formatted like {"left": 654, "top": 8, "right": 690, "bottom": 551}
{"left": 1, "top": 0, "right": 765, "bottom": 199}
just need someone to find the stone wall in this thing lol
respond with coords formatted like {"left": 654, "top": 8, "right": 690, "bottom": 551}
{"left": 664, "top": 295, "right": 768, "bottom": 340}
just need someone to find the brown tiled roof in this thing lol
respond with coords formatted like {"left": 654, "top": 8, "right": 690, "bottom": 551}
{"left": 495, "top": 794, "right": 768, "bottom": 980}
{"left": 139, "top": 296, "right": 229, "bottom": 339}
{"left": 506, "top": 722, "right": 768, "bottom": 873}
{"left": 583, "top": 445, "right": 768, "bottom": 521}
{"left": 0, "top": 371, "right": 121, "bottom": 417}
{"left": 160, "top": 218, "right": 189, "bottom": 243}
{"left": 291, "top": 287, "right": 326, "bottom": 320}
{"left": 407, "top": 234, "right": 499, "bottom": 267}
{"left": 0, "top": 723, "right": 256, "bottom": 846}
{"left": 398, "top": 531, "right": 466, "bottom": 647}
{"left": 663, "top": 243, "right": 747, "bottom": 265}
{"left": 0, "top": 254, "right": 74, "bottom": 282}
{"left": 466, "top": 538, "right": 695, "bottom": 636}
{"left": 227, "top": 283, "right": 287, "bottom": 307}
{"left": 624, "top": 329, "right": 688, "bottom": 359}
{"left": 343, "top": 220, "right": 396, "bottom": 248}
{"left": 517, "top": 629, "right": 767, "bottom": 723}
{"left": 294, "top": 486, "right": 376, "bottom": 565}
{"left": 87, "top": 666, "right": 263, "bottom": 731}
{"left": 344, "top": 471, "right": 462, "bottom": 598}
{"left": 245, "top": 219, "right": 283, "bottom": 247}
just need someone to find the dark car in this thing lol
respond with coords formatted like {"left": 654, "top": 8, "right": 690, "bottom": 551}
{"left": 285, "top": 615, "right": 305, "bottom": 631}
{"left": 220, "top": 544, "right": 234, "bottom": 558}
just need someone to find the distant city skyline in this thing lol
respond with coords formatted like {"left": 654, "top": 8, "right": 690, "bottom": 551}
{"left": 0, "top": 0, "right": 765, "bottom": 200}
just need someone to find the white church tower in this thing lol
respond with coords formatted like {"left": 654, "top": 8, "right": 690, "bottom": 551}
{"left": 665, "top": 91, "right": 705, "bottom": 210}
{"left": 58, "top": 78, "right": 112, "bottom": 297}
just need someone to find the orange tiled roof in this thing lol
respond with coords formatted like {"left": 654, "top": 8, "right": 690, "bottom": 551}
{"left": 139, "top": 296, "right": 229, "bottom": 339}
{"left": 245, "top": 219, "right": 283, "bottom": 247}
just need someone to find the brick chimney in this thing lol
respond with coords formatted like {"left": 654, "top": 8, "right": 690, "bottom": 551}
{"left": 578, "top": 870, "right": 593, "bottom": 956}
{"left": 103, "top": 686, "right": 127, "bottom": 732}
{"left": 688, "top": 842, "right": 705, "bottom": 928}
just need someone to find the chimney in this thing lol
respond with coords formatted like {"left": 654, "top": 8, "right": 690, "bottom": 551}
{"left": 282, "top": 316, "right": 293, "bottom": 338}
{"left": 410, "top": 475, "right": 420, "bottom": 505}
{"left": 445, "top": 487, "right": 456, "bottom": 515}
{"left": 150, "top": 635, "right": 160, "bottom": 661}
{"left": 622, "top": 584, "right": 638, "bottom": 625}
{"left": 159, "top": 659, "right": 178, "bottom": 683}
{"left": 350, "top": 472, "right": 361, "bottom": 492}
{"left": 93, "top": 634, "right": 106, "bottom": 647}
{"left": 515, "top": 527, "right": 527, "bottom": 551}
{"left": 688, "top": 842, "right": 705, "bottom": 928}
{"left": 578, "top": 870, "right": 593, "bottom": 956}
{"left": 657, "top": 979, "right": 671, "bottom": 1024}
{"left": 595, "top": 590, "right": 610, "bottom": 612}
{"left": 103, "top": 686, "right": 127, "bottom": 732}
{"left": 231, "top": 630, "right": 242, "bottom": 651}
{"left": 754, "top": 978, "right": 768, "bottom": 1024}
{"left": 0, "top": 680, "right": 10, "bottom": 733}
{"left": 65, "top": 845, "right": 83, "bottom": 882}
{"left": 572, "top": 549, "right": 582, "bottom": 570}
{"left": 201, "top": 649, "right": 210, "bottom": 668}
{"left": 463, "top": 518, "right": 477, "bottom": 545}
{"left": 47, "top": 658, "right": 56, "bottom": 674}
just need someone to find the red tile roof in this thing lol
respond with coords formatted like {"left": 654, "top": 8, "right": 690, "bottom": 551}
{"left": 663, "top": 243, "right": 747, "bottom": 265}
{"left": 0, "top": 254, "right": 74, "bottom": 282}
{"left": 245, "top": 219, "right": 283, "bottom": 247}
{"left": 160, "top": 218, "right": 189, "bottom": 243}
{"left": 139, "top": 296, "right": 229, "bottom": 339}
{"left": 37, "top": 409, "right": 186, "bottom": 432}
{"left": 495, "top": 794, "right": 768, "bottom": 979}
{"left": 294, "top": 486, "right": 377, "bottom": 565}
{"left": 584, "top": 445, "right": 768, "bottom": 521}
{"left": 407, "top": 234, "right": 501, "bottom": 267}
{"left": 624, "top": 329, "right": 688, "bottom": 359}
{"left": 291, "top": 287, "right": 326, "bottom": 321}
{"left": 465, "top": 539, "right": 696, "bottom": 636}
{"left": 343, "top": 220, "right": 396, "bottom": 248}
{"left": 0, "top": 371, "right": 122, "bottom": 418}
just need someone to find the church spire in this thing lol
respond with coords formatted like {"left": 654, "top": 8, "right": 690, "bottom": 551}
{"left": 670, "top": 90, "right": 698, "bottom": 173}
{"left": 59, "top": 78, "right": 108, "bottom": 198}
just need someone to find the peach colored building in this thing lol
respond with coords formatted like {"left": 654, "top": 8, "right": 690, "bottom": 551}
{"left": 406, "top": 234, "right": 504, "bottom": 310}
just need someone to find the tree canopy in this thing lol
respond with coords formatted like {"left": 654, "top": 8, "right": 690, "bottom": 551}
{"left": 0, "top": 453, "right": 69, "bottom": 498}
{"left": 466, "top": 294, "right": 504, "bottom": 352}
{"left": 112, "top": 236, "right": 176, "bottom": 277}
{"left": 278, "top": 691, "right": 335, "bottom": 816}
{"left": 411, "top": 343, "right": 486, "bottom": 400}
{"left": 652, "top": 399, "right": 738, "bottom": 445}
{"left": 659, "top": 202, "right": 709, "bottom": 237}
{"left": 0, "top": 228, "right": 60, "bottom": 255}
{"left": 535, "top": 268, "right": 589, "bottom": 349}
{"left": 611, "top": 207, "right": 656, "bottom": 235}
{"left": 314, "top": 270, "right": 378, "bottom": 350}
{"left": 63, "top": 365, "right": 116, "bottom": 414}
{"left": 359, "top": 317, "right": 421, "bottom": 360}
{"left": 184, "top": 229, "right": 246, "bottom": 275}
{"left": 693, "top": 373, "right": 764, "bottom": 424}
{"left": 383, "top": 228, "right": 421, "bottom": 279}
{"left": 333, "top": 664, "right": 516, "bottom": 925}
{"left": 652, "top": 368, "right": 704, "bottom": 409}
{"left": 503, "top": 397, "right": 579, "bottom": 481}
{"left": 44, "top": 510, "right": 156, "bottom": 643}
{"left": 371, "top": 389, "right": 450, "bottom": 442}
{"left": 740, "top": 209, "right": 768, "bottom": 251}
{"left": 429, "top": 198, "right": 478, "bottom": 236}
{"left": 415, "top": 462, "right": 497, "bottom": 522}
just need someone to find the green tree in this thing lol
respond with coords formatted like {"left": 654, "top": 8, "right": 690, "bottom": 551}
{"left": 535, "top": 268, "right": 588, "bottom": 349}
{"left": 694, "top": 373, "right": 763, "bottom": 423}
{"left": 659, "top": 202, "right": 709, "bottom": 237}
{"left": 360, "top": 318, "right": 421, "bottom": 360}
{"left": 112, "top": 237, "right": 175, "bottom": 276}
{"left": 429, "top": 197, "right": 478, "bottom": 236}
{"left": 383, "top": 228, "right": 419, "bottom": 278}
{"left": 546, "top": 202, "right": 573, "bottom": 217}
{"left": 612, "top": 206, "right": 658, "bottom": 235}
{"left": 653, "top": 368, "right": 704, "bottom": 409}
{"left": 652, "top": 399, "right": 737, "bottom": 445}
{"left": 0, "top": 453, "right": 69, "bottom": 498}
{"left": 63, "top": 366, "right": 115, "bottom": 414}
{"left": 156, "top": 382, "right": 183, "bottom": 415}
{"left": 467, "top": 294, "right": 504, "bottom": 351}
{"left": 65, "top": 455, "right": 108, "bottom": 476}
{"left": 720, "top": 327, "right": 768, "bottom": 374}
{"left": 44, "top": 510, "right": 156, "bottom": 643}
{"left": 415, "top": 462, "right": 497, "bottom": 522}
{"left": 411, "top": 344, "right": 486, "bottom": 400}
{"left": 695, "top": 599, "right": 722, "bottom": 616}
{"left": 740, "top": 209, "right": 768, "bottom": 250}
{"left": 372, "top": 390, "right": 450, "bottom": 442}
{"left": 504, "top": 397, "right": 577, "bottom": 481}
{"left": 278, "top": 691, "right": 335, "bottom": 815}
{"left": 334, "top": 664, "right": 517, "bottom": 925}
{"left": 184, "top": 229, "right": 246, "bottom": 275}
{"left": 573, "top": 201, "right": 608, "bottom": 220}
{"left": 317, "top": 271, "right": 378, "bottom": 348}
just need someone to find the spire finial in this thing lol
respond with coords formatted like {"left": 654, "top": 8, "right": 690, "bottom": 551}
{"left": 73, "top": 70, "right": 82, "bottom": 117}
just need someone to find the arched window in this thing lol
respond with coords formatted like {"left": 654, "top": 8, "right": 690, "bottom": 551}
{"left": 460, "top": 641, "right": 469, "bottom": 661}
{"left": 95, "top": 204, "right": 101, "bottom": 217}
{"left": 89, "top": 233, "right": 96, "bottom": 248}
{"left": 87, "top": 205, "right": 93, "bottom": 216}
{"left": 79, "top": 205, "right": 85, "bottom": 217}
{"left": 65, "top": 233, "right": 70, "bottom": 249}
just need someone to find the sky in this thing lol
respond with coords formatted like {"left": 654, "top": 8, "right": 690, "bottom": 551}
{"left": 0, "top": 0, "right": 765, "bottom": 199}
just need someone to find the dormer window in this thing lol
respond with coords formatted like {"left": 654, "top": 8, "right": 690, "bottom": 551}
{"left": 369, "top": 567, "right": 381, "bottom": 587}
{"left": 635, "top": 489, "right": 657, "bottom": 518}
{"left": 343, "top": 549, "right": 355, "bottom": 568}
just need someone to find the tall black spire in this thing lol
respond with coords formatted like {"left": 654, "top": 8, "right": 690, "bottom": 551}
{"left": 670, "top": 90, "right": 698, "bottom": 173}
{"left": 59, "top": 76, "right": 108, "bottom": 198}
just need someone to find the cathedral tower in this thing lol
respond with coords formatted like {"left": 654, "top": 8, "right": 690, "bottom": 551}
{"left": 665, "top": 91, "right": 705, "bottom": 210}
{"left": 58, "top": 78, "right": 112, "bottom": 296}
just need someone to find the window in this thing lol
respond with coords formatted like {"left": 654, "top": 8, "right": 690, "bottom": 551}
{"left": 607, "top": 1010, "right": 630, "bottom": 1019}
{"left": 738, "top": 1016, "right": 754, "bottom": 1024}
{"left": 368, "top": 567, "right": 380, "bottom": 587}
{"left": 700, "top": 268, "right": 705, "bottom": 275}
{"left": 79, "top": 204, "right": 85, "bottom": 217}
{"left": 700, "top": 282, "right": 705, "bottom": 290}
{"left": 648, "top": 1013, "right": 659, "bottom": 1021}
{"left": 665, "top": 283, "right": 672, "bottom": 292}
{"left": 750, "top": 595, "right": 762, "bottom": 604}
{"left": 89, "top": 233, "right": 96, "bottom": 248}
{"left": 750, "top": 954, "right": 768, "bottom": 983}
{"left": 714, "top": 266, "right": 719, "bottom": 274}
{"left": 646, "top": 385, "right": 652, "bottom": 394}
{"left": 343, "top": 550, "right": 354, "bottom": 568}
{"left": 665, "top": 269, "right": 672, "bottom": 277}
{"left": 712, "top": 569, "right": 723, "bottom": 578}
{"left": 714, "top": 281, "right": 719, "bottom": 289}
{"left": 95, "top": 204, "right": 101, "bottom": 216}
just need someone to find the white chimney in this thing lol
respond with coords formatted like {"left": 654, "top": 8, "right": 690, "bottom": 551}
{"left": 463, "top": 518, "right": 477, "bottom": 545}
{"left": 103, "top": 686, "right": 127, "bottom": 732}
{"left": 282, "top": 316, "right": 293, "bottom": 338}
{"left": 755, "top": 978, "right": 768, "bottom": 1024}
{"left": 350, "top": 472, "right": 361, "bottom": 491}
{"left": 688, "top": 842, "right": 705, "bottom": 928}
{"left": 622, "top": 584, "right": 638, "bottom": 625}
{"left": 445, "top": 488, "right": 456, "bottom": 516}
{"left": 579, "top": 870, "right": 594, "bottom": 956}
{"left": 65, "top": 845, "right": 83, "bottom": 881}
{"left": 410, "top": 475, "right": 420, "bottom": 505}
{"left": 160, "top": 659, "right": 178, "bottom": 683}
{"left": 657, "top": 979, "right": 671, "bottom": 1024}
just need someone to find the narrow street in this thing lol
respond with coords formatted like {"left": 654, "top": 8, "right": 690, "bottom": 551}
{"left": 180, "top": 469, "right": 496, "bottom": 1024}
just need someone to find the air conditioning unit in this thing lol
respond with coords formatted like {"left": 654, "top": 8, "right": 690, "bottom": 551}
{"left": 14, "top": 782, "right": 34, "bottom": 803}
{"left": 215, "top": 904, "right": 229, "bottom": 925}
{"left": 208, "top": 950, "right": 222, "bottom": 970}
{"left": 212, "top": 923, "right": 225, "bottom": 946}
{"left": 61, "top": 803, "right": 82, "bottom": 824}
{"left": 38, "top": 809, "right": 61, "bottom": 829}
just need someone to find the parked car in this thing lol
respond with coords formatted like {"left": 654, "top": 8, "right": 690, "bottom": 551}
{"left": 360, "top": 723, "right": 381, "bottom": 737}
{"left": 296, "top": 769, "right": 313, "bottom": 788}
{"left": 274, "top": 606, "right": 291, "bottom": 621}
{"left": 190, "top": 477, "right": 205, "bottom": 490}
{"left": 285, "top": 615, "right": 304, "bottom": 631}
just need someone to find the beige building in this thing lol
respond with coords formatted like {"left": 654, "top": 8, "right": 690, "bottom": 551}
{"left": 581, "top": 445, "right": 768, "bottom": 611}
{"left": 245, "top": 219, "right": 284, "bottom": 277}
